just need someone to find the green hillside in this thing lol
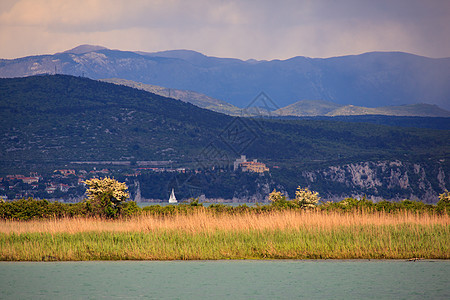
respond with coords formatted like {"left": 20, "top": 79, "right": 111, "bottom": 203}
{"left": 1, "top": 75, "right": 448, "bottom": 173}
{"left": 101, "top": 78, "right": 242, "bottom": 116}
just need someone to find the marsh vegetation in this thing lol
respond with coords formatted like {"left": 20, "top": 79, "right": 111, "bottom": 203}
{"left": 1, "top": 209, "right": 448, "bottom": 260}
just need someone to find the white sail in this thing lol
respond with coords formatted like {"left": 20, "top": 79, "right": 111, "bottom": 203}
{"left": 169, "top": 188, "right": 177, "bottom": 203}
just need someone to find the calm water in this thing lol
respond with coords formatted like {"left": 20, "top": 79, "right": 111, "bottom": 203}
{"left": 1, "top": 260, "right": 449, "bottom": 299}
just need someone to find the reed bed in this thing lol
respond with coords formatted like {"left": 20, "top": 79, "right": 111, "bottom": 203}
{"left": 1, "top": 210, "right": 449, "bottom": 260}
{"left": 1, "top": 209, "right": 447, "bottom": 234}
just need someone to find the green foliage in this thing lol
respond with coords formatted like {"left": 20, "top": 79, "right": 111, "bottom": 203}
{"left": 84, "top": 177, "right": 130, "bottom": 218}
{"left": 268, "top": 189, "right": 297, "bottom": 209}
{"left": 120, "top": 201, "right": 142, "bottom": 218}
{"left": 294, "top": 186, "right": 319, "bottom": 208}
{"left": 0, "top": 177, "right": 138, "bottom": 220}
{"left": 437, "top": 190, "right": 450, "bottom": 213}
{"left": 0, "top": 198, "right": 89, "bottom": 220}
{"left": 0, "top": 197, "right": 141, "bottom": 220}
{"left": 1, "top": 192, "right": 447, "bottom": 221}
{"left": 269, "top": 187, "right": 319, "bottom": 209}
{"left": 188, "top": 198, "right": 202, "bottom": 207}
{"left": 142, "top": 205, "right": 179, "bottom": 216}
{"left": 319, "top": 197, "right": 437, "bottom": 213}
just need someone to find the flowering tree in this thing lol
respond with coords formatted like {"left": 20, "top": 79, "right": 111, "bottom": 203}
{"left": 439, "top": 190, "right": 450, "bottom": 203}
{"left": 269, "top": 187, "right": 319, "bottom": 209}
{"left": 294, "top": 186, "right": 320, "bottom": 208}
{"left": 437, "top": 190, "right": 450, "bottom": 212}
{"left": 84, "top": 177, "right": 130, "bottom": 217}
{"left": 269, "top": 189, "right": 285, "bottom": 203}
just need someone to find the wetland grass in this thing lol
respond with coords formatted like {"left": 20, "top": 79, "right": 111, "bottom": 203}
{"left": 1, "top": 210, "right": 448, "bottom": 260}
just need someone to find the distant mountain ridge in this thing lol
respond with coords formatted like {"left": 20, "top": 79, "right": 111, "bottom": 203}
{"left": 102, "top": 78, "right": 450, "bottom": 118}
{"left": 62, "top": 44, "right": 107, "bottom": 54}
{"left": 1, "top": 45, "right": 449, "bottom": 110}
{"left": 274, "top": 100, "right": 450, "bottom": 117}
{"left": 274, "top": 100, "right": 342, "bottom": 116}
{"left": 101, "top": 78, "right": 241, "bottom": 116}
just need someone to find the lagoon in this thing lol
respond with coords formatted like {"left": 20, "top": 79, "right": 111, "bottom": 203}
{"left": 1, "top": 260, "right": 449, "bottom": 299}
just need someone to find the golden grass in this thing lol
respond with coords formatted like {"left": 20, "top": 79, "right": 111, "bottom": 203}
{"left": 1, "top": 210, "right": 448, "bottom": 260}
{"left": 0, "top": 209, "right": 447, "bottom": 234}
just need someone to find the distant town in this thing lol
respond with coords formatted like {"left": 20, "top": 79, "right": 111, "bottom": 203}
{"left": 0, "top": 156, "right": 270, "bottom": 201}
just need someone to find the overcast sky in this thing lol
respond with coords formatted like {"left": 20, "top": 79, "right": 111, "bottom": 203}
{"left": 1, "top": 0, "right": 449, "bottom": 60}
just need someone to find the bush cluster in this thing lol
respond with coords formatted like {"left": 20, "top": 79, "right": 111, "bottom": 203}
{"left": 0, "top": 177, "right": 140, "bottom": 220}
{"left": 1, "top": 183, "right": 448, "bottom": 220}
{"left": 0, "top": 198, "right": 140, "bottom": 220}
{"left": 319, "top": 197, "right": 437, "bottom": 213}
{"left": 269, "top": 187, "right": 319, "bottom": 209}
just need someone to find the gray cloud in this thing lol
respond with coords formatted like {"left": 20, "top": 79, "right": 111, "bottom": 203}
{"left": 0, "top": 0, "right": 449, "bottom": 59}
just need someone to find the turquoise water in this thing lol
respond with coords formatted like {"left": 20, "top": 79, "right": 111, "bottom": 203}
{"left": 1, "top": 260, "right": 449, "bottom": 299}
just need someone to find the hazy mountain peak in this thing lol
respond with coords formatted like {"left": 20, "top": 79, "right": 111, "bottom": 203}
{"left": 137, "top": 49, "right": 245, "bottom": 66}
{"left": 141, "top": 49, "right": 207, "bottom": 60}
{"left": 327, "top": 103, "right": 450, "bottom": 117}
{"left": 274, "top": 100, "right": 342, "bottom": 116}
{"left": 63, "top": 44, "right": 107, "bottom": 55}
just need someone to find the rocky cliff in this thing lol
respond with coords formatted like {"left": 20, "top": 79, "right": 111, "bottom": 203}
{"left": 301, "top": 160, "right": 448, "bottom": 203}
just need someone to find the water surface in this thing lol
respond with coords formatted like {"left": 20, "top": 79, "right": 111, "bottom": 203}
{"left": 1, "top": 260, "right": 448, "bottom": 299}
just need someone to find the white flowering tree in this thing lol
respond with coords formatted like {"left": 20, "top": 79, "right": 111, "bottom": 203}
{"left": 437, "top": 190, "right": 450, "bottom": 212}
{"left": 84, "top": 177, "right": 130, "bottom": 217}
{"left": 269, "top": 189, "right": 285, "bottom": 203}
{"left": 294, "top": 186, "right": 320, "bottom": 208}
{"left": 269, "top": 187, "right": 319, "bottom": 209}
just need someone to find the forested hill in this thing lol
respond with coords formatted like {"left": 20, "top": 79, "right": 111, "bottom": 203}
{"left": 0, "top": 75, "right": 231, "bottom": 165}
{"left": 1, "top": 74, "right": 448, "bottom": 170}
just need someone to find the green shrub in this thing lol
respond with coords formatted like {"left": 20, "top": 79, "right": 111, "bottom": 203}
{"left": 0, "top": 197, "right": 141, "bottom": 221}
{"left": 0, "top": 198, "right": 87, "bottom": 220}
{"left": 120, "top": 201, "right": 141, "bottom": 218}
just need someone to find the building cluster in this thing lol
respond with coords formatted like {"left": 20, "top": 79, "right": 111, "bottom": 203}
{"left": 233, "top": 155, "right": 269, "bottom": 173}
{"left": 0, "top": 168, "right": 110, "bottom": 200}
{"left": 6, "top": 174, "right": 42, "bottom": 185}
{"left": 125, "top": 167, "right": 186, "bottom": 177}
{"left": 1, "top": 158, "right": 269, "bottom": 200}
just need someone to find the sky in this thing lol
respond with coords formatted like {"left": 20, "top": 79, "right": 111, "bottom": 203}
{"left": 0, "top": 0, "right": 449, "bottom": 60}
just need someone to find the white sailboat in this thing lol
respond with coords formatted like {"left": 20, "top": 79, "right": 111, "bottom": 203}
{"left": 168, "top": 188, "right": 177, "bottom": 204}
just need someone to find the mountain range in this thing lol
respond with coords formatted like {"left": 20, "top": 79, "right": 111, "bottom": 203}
{"left": 1, "top": 45, "right": 449, "bottom": 111}
{"left": 100, "top": 78, "right": 242, "bottom": 116}
{"left": 273, "top": 100, "right": 450, "bottom": 117}
{"left": 103, "top": 78, "right": 450, "bottom": 118}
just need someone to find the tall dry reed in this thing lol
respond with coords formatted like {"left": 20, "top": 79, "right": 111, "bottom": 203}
{"left": 1, "top": 209, "right": 447, "bottom": 234}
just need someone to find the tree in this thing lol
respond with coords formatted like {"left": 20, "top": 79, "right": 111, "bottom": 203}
{"left": 269, "top": 189, "right": 285, "bottom": 203}
{"left": 84, "top": 177, "right": 130, "bottom": 218}
{"left": 294, "top": 186, "right": 320, "bottom": 208}
{"left": 269, "top": 187, "right": 319, "bottom": 209}
{"left": 437, "top": 190, "right": 450, "bottom": 213}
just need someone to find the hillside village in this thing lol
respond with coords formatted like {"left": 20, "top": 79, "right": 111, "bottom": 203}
{"left": 0, "top": 156, "right": 270, "bottom": 201}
